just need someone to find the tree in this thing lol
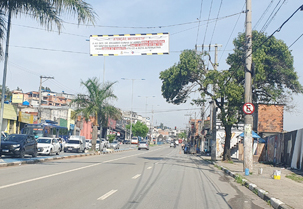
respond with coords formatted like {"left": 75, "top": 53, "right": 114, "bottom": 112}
{"left": 126, "top": 121, "right": 149, "bottom": 138}
{"left": 0, "top": 0, "right": 96, "bottom": 142}
{"left": 160, "top": 31, "right": 303, "bottom": 161}
{"left": 72, "top": 77, "right": 120, "bottom": 151}
{"left": 177, "top": 131, "right": 187, "bottom": 139}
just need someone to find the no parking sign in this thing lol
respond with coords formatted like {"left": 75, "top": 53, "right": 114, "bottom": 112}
{"left": 243, "top": 103, "right": 255, "bottom": 115}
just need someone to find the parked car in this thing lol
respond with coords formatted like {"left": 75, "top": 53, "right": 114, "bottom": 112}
{"left": 138, "top": 141, "right": 149, "bottom": 150}
{"left": 37, "top": 137, "right": 60, "bottom": 155}
{"left": 101, "top": 138, "right": 109, "bottom": 148}
{"left": 64, "top": 135, "right": 86, "bottom": 153}
{"left": 123, "top": 139, "right": 130, "bottom": 144}
{"left": 85, "top": 139, "right": 92, "bottom": 150}
{"left": 0, "top": 134, "right": 37, "bottom": 158}
{"left": 108, "top": 140, "right": 120, "bottom": 149}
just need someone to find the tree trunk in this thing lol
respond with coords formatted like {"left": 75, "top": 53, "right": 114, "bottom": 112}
{"left": 92, "top": 125, "right": 98, "bottom": 151}
{"left": 223, "top": 125, "right": 232, "bottom": 161}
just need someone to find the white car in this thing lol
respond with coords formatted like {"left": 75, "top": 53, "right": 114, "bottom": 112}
{"left": 37, "top": 137, "right": 61, "bottom": 155}
{"left": 86, "top": 139, "right": 92, "bottom": 150}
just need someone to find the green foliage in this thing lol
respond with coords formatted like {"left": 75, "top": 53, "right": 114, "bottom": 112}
{"left": 177, "top": 131, "right": 186, "bottom": 139}
{"left": 107, "top": 134, "right": 116, "bottom": 143}
{"left": 286, "top": 173, "right": 303, "bottom": 183}
{"left": 72, "top": 77, "right": 120, "bottom": 150}
{"left": 126, "top": 121, "right": 149, "bottom": 138}
{"left": 227, "top": 30, "right": 303, "bottom": 104}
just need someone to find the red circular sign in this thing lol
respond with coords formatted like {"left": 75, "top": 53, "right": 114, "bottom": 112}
{"left": 243, "top": 103, "right": 255, "bottom": 114}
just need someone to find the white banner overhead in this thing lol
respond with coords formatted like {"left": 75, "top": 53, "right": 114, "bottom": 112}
{"left": 90, "top": 33, "right": 169, "bottom": 56}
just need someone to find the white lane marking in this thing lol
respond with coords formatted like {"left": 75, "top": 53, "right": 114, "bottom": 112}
{"left": 147, "top": 166, "right": 152, "bottom": 169}
{"left": 97, "top": 189, "right": 118, "bottom": 200}
{"left": 132, "top": 174, "right": 141, "bottom": 179}
{"left": 0, "top": 147, "right": 164, "bottom": 190}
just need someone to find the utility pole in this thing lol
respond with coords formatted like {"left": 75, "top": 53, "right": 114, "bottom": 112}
{"left": 244, "top": 0, "right": 253, "bottom": 172}
{"left": 38, "top": 76, "right": 54, "bottom": 123}
{"left": 196, "top": 44, "right": 222, "bottom": 160}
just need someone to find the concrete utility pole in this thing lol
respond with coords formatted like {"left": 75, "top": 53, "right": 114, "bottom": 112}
{"left": 39, "top": 76, "right": 54, "bottom": 122}
{"left": 197, "top": 44, "right": 222, "bottom": 160}
{"left": 244, "top": 0, "right": 253, "bottom": 172}
{"left": 121, "top": 78, "right": 145, "bottom": 139}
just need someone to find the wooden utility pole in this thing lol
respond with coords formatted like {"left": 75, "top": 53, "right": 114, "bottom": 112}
{"left": 244, "top": 0, "right": 253, "bottom": 172}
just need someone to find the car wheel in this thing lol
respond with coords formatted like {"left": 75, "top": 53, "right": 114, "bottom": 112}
{"left": 56, "top": 150, "right": 59, "bottom": 155}
{"left": 19, "top": 149, "right": 25, "bottom": 158}
{"left": 32, "top": 148, "right": 38, "bottom": 157}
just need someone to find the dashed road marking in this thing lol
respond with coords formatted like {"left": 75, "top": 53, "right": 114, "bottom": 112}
{"left": 97, "top": 190, "right": 118, "bottom": 200}
{"left": 147, "top": 166, "right": 152, "bottom": 169}
{"left": 132, "top": 174, "right": 141, "bottom": 179}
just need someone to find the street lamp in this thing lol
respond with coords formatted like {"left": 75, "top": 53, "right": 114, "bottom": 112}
{"left": 138, "top": 95, "right": 155, "bottom": 115}
{"left": 121, "top": 78, "right": 145, "bottom": 139}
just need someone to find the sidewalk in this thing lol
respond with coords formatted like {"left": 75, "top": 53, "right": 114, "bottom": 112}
{"left": 200, "top": 155, "right": 303, "bottom": 209}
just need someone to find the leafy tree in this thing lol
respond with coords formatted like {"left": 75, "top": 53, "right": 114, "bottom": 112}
{"left": 160, "top": 31, "right": 303, "bottom": 161}
{"left": 177, "top": 131, "right": 187, "bottom": 139}
{"left": 107, "top": 134, "right": 116, "bottom": 143}
{"left": 126, "top": 121, "right": 149, "bottom": 138}
{"left": 72, "top": 77, "right": 120, "bottom": 151}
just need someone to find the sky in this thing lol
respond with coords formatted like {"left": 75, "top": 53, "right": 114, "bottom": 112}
{"left": 1, "top": 0, "right": 303, "bottom": 131}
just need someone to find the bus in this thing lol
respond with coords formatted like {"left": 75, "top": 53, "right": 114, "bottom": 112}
{"left": 21, "top": 120, "right": 70, "bottom": 141}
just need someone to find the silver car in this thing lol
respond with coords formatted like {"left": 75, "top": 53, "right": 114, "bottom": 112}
{"left": 138, "top": 141, "right": 149, "bottom": 150}
{"left": 109, "top": 140, "right": 120, "bottom": 150}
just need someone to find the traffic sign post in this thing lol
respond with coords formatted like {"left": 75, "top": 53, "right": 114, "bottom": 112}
{"left": 243, "top": 103, "right": 255, "bottom": 115}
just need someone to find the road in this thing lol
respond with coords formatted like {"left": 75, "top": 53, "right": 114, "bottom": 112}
{"left": 0, "top": 145, "right": 270, "bottom": 209}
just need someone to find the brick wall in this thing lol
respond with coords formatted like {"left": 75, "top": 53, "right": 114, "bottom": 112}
{"left": 257, "top": 104, "right": 283, "bottom": 133}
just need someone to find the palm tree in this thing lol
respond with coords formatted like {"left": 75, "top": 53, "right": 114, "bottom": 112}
{"left": 73, "top": 77, "right": 121, "bottom": 151}
{"left": 0, "top": 0, "right": 96, "bottom": 150}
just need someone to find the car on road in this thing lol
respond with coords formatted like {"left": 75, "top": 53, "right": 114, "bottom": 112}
{"left": 108, "top": 140, "right": 120, "bottom": 149}
{"left": 37, "top": 137, "right": 60, "bottom": 155}
{"left": 131, "top": 137, "right": 139, "bottom": 144}
{"left": 138, "top": 141, "right": 149, "bottom": 150}
{"left": 64, "top": 135, "right": 86, "bottom": 153}
{"left": 0, "top": 134, "right": 37, "bottom": 158}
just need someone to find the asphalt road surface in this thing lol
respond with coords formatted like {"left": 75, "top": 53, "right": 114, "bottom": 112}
{"left": 0, "top": 145, "right": 270, "bottom": 209}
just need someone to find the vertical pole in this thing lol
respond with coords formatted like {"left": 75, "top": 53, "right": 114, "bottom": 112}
{"left": 0, "top": 8, "right": 12, "bottom": 152}
{"left": 244, "top": 0, "right": 253, "bottom": 172}
{"left": 39, "top": 76, "right": 42, "bottom": 122}
{"left": 211, "top": 45, "right": 219, "bottom": 161}
{"left": 130, "top": 79, "right": 134, "bottom": 139}
{"left": 103, "top": 57, "right": 105, "bottom": 85}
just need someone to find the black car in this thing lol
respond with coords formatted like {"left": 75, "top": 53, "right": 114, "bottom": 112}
{"left": 0, "top": 134, "right": 37, "bottom": 158}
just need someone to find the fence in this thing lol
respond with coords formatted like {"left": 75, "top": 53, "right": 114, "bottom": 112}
{"left": 264, "top": 129, "right": 303, "bottom": 170}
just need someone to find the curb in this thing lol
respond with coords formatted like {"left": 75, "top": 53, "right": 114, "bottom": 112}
{"left": 205, "top": 158, "right": 292, "bottom": 209}
{"left": 0, "top": 147, "right": 135, "bottom": 168}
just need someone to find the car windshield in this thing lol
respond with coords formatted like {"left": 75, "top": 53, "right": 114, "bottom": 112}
{"left": 97, "top": 140, "right": 100, "bottom": 143}
{"left": 37, "top": 138, "right": 51, "bottom": 144}
{"left": 112, "top": 141, "right": 118, "bottom": 143}
{"left": 4, "top": 135, "right": 26, "bottom": 142}
{"left": 140, "top": 141, "right": 147, "bottom": 144}
{"left": 67, "top": 140, "right": 80, "bottom": 144}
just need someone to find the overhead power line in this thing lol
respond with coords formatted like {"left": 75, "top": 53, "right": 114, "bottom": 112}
{"left": 202, "top": 0, "right": 214, "bottom": 51}
{"left": 209, "top": 0, "right": 223, "bottom": 45}
{"left": 260, "top": 0, "right": 286, "bottom": 33}
{"left": 289, "top": 33, "right": 303, "bottom": 49}
{"left": 253, "top": 0, "right": 274, "bottom": 30}
{"left": 196, "top": 0, "right": 205, "bottom": 45}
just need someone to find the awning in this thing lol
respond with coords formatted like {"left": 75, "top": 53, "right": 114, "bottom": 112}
{"left": 239, "top": 131, "right": 261, "bottom": 138}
